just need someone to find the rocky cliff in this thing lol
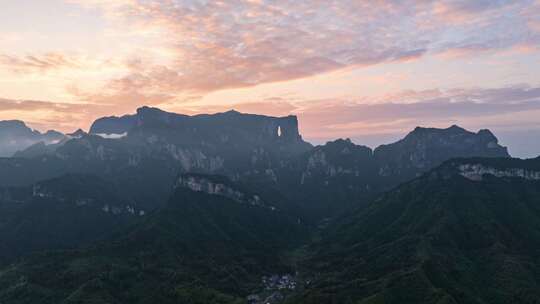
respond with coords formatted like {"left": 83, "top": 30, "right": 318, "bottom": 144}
{"left": 2, "top": 108, "right": 313, "bottom": 211}
{"left": 374, "top": 125, "right": 509, "bottom": 175}
{"left": 275, "top": 125, "right": 511, "bottom": 221}
{"left": 90, "top": 107, "right": 307, "bottom": 147}
{"left": 458, "top": 163, "right": 540, "bottom": 181}
{"left": 0, "top": 109, "right": 513, "bottom": 222}
{"left": 175, "top": 174, "right": 272, "bottom": 208}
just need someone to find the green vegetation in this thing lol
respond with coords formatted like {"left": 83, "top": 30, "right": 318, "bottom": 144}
{"left": 0, "top": 179, "right": 308, "bottom": 303}
{"left": 0, "top": 113, "right": 536, "bottom": 303}
{"left": 290, "top": 157, "right": 540, "bottom": 303}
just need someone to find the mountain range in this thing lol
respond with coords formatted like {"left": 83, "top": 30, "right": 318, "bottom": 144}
{"left": 0, "top": 107, "right": 537, "bottom": 304}
{"left": 293, "top": 157, "right": 540, "bottom": 304}
{"left": 0, "top": 120, "right": 65, "bottom": 157}
{"left": 0, "top": 107, "right": 509, "bottom": 220}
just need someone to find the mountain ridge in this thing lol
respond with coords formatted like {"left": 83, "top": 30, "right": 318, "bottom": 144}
{"left": 0, "top": 120, "right": 65, "bottom": 157}
{"left": 0, "top": 107, "right": 537, "bottom": 304}
{"left": 1, "top": 107, "right": 511, "bottom": 223}
{"left": 291, "top": 156, "right": 540, "bottom": 304}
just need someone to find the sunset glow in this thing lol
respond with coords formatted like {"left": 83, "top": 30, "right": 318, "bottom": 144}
{"left": 1, "top": 0, "right": 540, "bottom": 156}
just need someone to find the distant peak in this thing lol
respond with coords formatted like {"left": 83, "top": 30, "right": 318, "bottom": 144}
{"left": 68, "top": 129, "right": 87, "bottom": 137}
{"left": 448, "top": 124, "right": 464, "bottom": 130}
{"left": 136, "top": 106, "right": 162, "bottom": 114}
{"left": 410, "top": 126, "right": 432, "bottom": 134}
{"left": 409, "top": 125, "right": 468, "bottom": 136}
{"left": 329, "top": 138, "right": 354, "bottom": 145}
{"left": 0, "top": 119, "right": 28, "bottom": 128}
{"left": 320, "top": 138, "right": 372, "bottom": 155}
{"left": 218, "top": 109, "right": 243, "bottom": 117}
{"left": 44, "top": 130, "right": 64, "bottom": 136}
{"left": 477, "top": 129, "right": 494, "bottom": 136}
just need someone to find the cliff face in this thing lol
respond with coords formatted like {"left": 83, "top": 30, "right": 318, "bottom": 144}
{"left": 1, "top": 108, "right": 515, "bottom": 223}
{"left": 1, "top": 108, "right": 312, "bottom": 211}
{"left": 285, "top": 125, "right": 509, "bottom": 188}
{"left": 434, "top": 157, "right": 540, "bottom": 182}
{"left": 85, "top": 108, "right": 313, "bottom": 184}
{"left": 90, "top": 107, "right": 308, "bottom": 147}
{"left": 373, "top": 125, "right": 509, "bottom": 177}
{"left": 89, "top": 114, "right": 138, "bottom": 135}
{"left": 458, "top": 163, "right": 540, "bottom": 181}
{"left": 276, "top": 126, "right": 511, "bottom": 221}
{"left": 175, "top": 174, "right": 270, "bottom": 208}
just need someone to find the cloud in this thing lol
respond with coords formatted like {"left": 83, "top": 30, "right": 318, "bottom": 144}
{"left": 1, "top": 1, "right": 539, "bottom": 140}
{"left": 0, "top": 0, "right": 537, "bottom": 156}
{"left": 429, "top": 0, "right": 514, "bottom": 25}
{"left": 295, "top": 85, "right": 540, "bottom": 138}
{"left": 1, "top": 0, "right": 536, "bottom": 109}
{"left": 2, "top": 84, "right": 540, "bottom": 158}
{"left": 0, "top": 98, "right": 119, "bottom": 131}
{"left": 183, "top": 98, "right": 298, "bottom": 117}
{"left": 0, "top": 53, "right": 81, "bottom": 72}
{"left": 167, "top": 84, "right": 540, "bottom": 141}
{"left": 0, "top": 99, "right": 83, "bottom": 112}
{"left": 53, "top": 0, "right": 537, "bottom": 104}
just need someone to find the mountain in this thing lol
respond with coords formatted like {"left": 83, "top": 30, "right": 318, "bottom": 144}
{"left": 0, "top": 120, "right": 65, "bottom": 157}
{"left": 274, "top": 126, "right": 510, "bottom": 221}
{"left": 0, "top": 107, "right": 534, "bottom": 303}
{"left": 292, "top": 156, "right": 540, "bottom": 304}
{"left": 0, "top": 109, "right": 511, "bottom": 223}
{"left": 90, "top": 106, "right": 307, "bottom": 146}
{"left": 1, "top": 155, "right": 534, "bottom": 303}
{"left": 90, "top": 112, "right": 139, "bottom": 135}
{"left": 90, "top": 106, "right": 309, "bottom": 151}
{"left": 276, "top": 138, "right": 377, "bottom": 220}
{"left": 0, "top": 108, "right": 313, "bottom": 211}
{"left": 11, "top": 129, "right": 90, "bottom": 159}
{"left": 0, "top": 173, "right": 307, "bottom": 303}
{"left": 67, "top": 128, "right": 88, "bottom": 138}
{"left": 374, "top": 125, "right": 509, "bottom": 181}
{"left": 0, "top": 174, "right": 141, "bottom": 265}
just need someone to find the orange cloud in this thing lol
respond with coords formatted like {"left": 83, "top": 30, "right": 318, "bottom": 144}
{"left": 1, "top": 0, "right": 538, "bottom": 125}
{"left": 0, "top": 98, "right": 120, "bottom": 132}
{"left": 2, "top": 85, "right": 540, "bottom": 150}
{"left": 182, "top": 99, "right": 298, "bottom": 118}
{"left": 59, "top": 0, "right": 536, "bottom": 106}
{"left": 0, "top": 53, "right": 81, "bottom": 72}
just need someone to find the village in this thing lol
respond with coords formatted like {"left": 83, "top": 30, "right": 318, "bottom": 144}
{"left": 247, "top": 274, "right": 299, "bottom": 304}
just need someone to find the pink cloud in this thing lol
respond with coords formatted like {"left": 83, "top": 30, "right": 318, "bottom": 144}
{"left": 0, "top": 52, "right": 81, "bottom": 72}
{"left": 1, "top": 0, "right": 537, "bottom": 123}
{"left": 184, "top": 99, "right": 298, "bottom": 118}
{"left": 61, "top": 0, "right": 535, "bottom": 103}
{"left": 2, "top": 85, "right": 540, "bottom": 148}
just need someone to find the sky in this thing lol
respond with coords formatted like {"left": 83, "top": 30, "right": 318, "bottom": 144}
{"left": 0, "top": 0, "right": 539, "bottom": 158}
